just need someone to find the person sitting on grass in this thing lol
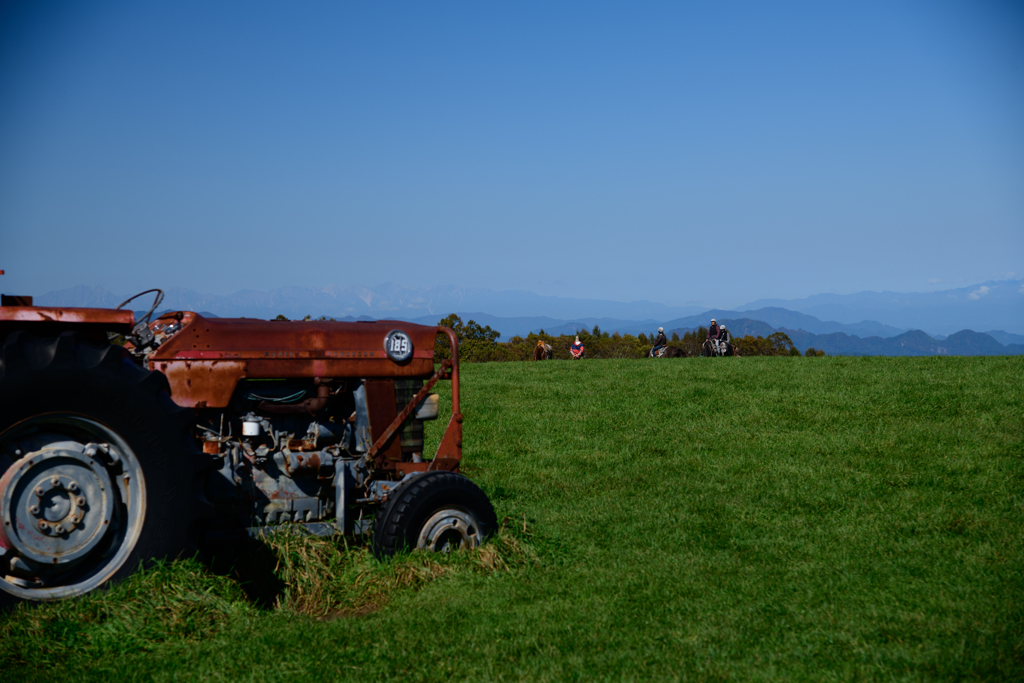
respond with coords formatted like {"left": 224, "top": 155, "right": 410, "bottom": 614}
{"left": 570, "top": 335, "right": 585, "bottom": 360}
{"left": 651, "top": 327, "right": 667, "bottom": 357}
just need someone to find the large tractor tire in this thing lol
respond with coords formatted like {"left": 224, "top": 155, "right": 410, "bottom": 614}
{"left": 0, "top": 332, "right": 210, "bottom": 606}
{"left": 372, "top": 471, "right": 497, "bottom": 560}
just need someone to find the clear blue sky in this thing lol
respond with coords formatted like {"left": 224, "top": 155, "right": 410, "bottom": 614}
{"left": 1, "top": 1, "right": 1022, "bottom": 309}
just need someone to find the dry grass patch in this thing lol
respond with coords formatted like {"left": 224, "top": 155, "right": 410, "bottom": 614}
{"left": 264, "top": 520, "right": 537, "bottom": 619}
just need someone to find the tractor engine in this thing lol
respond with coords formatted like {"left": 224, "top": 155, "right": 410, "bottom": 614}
{"left": 197, "top": 377, "right": 434, "bottom": 536}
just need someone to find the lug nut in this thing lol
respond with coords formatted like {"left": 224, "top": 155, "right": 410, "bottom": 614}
{"left": 68, "top": 482, "right": 79, "bottom": 493}
{"left": 51, "top": 477, "right": 60, "bottom": 486}
{"left": 76, "top": 498, "right": 86, "bottom": 507}
{"left": 29, "top": 505, "right": 40, "bottom": 516}
{"left": 35, "top": 487, "right": 44, "bottom": 496}
{"left": 37, "top": 520, "right": 48, "bottom": 532}
{"left": 54, "top": 525, "right": 65, "bottom": 534}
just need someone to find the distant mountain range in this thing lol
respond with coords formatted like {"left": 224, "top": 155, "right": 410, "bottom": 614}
{"left": 657, "top": 308, "right": 906, "bottom": 338}
{"left": 663, "top": 318, "right": 1023, "bottom": 357}
{"left": 740, "top": 279, "right": 1024, "bottom": 336}
{"left": 22, "top": 280, "right": 1024, "bottom": 356}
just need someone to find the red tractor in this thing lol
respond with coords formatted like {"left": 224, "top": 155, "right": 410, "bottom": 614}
{"left": 0, "top": 289, "right": 496, "bottom": 605}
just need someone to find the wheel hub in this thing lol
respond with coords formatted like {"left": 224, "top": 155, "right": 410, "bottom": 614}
{"left": 417, "top": 509, "right": 481, "bottom": 553}
{"left": 0, "top": 414, "right": 148, "bottom": 600}
{"left": 0, "top": 446, "right": 116, "bottom": 565}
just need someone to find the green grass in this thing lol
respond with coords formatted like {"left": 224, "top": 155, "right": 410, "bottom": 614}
{"left": 2, "top": 357, "right": 1022, "bottom": 681}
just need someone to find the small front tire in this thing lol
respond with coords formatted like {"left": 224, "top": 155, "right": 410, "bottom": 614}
{"left": 371, "top": 471, "right": 497, "bottom": 560}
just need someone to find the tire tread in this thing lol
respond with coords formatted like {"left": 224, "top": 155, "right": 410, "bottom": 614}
{"left": 372, "top": 471, "right": 497, "bottom": 559}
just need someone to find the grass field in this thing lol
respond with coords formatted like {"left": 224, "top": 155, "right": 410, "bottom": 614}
{"left": 2, "top": 356, "right": 1022, "bottom": 681}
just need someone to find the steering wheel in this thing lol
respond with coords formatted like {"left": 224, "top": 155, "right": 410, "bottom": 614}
{"left": 115, "top": 289, "right": 164, "bottom": 350}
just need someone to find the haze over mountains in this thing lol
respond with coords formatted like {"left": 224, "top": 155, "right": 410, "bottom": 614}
{"left": 28, "top": 279, "right": 1024, "bottom": 356}
{"left": 660, "top": 318, "right": 1024, "bottom": 358}
{"left": 740, "top": 279, "right": 1024, "bottom": 337}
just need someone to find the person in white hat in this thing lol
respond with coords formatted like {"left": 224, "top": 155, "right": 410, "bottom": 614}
{"left": 570, "top": 334, "right": 585, "bottom": 360}
{"left": 718, "top": 325, "right": 731, "bottom": 355}
{"left": 706, "top": 318, "right": 722, "bottom": 355}
{"left": 651, "top": 326, "right": 668, "bottom": 357}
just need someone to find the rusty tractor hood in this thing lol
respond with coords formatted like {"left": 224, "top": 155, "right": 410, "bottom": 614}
{"left": 147, "top": 312, "right": 441, "bottom": 409}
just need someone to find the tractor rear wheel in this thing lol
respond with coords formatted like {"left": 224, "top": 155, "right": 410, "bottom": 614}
{"left": 372, "top": 471, "right": 497, "bottom": 559}
{"left": 0, "top": 332, "right": 209, "bottom": 606}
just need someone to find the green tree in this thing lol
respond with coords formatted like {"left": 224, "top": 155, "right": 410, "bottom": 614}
{"left": 436, "top": 314, "right": 501, "bottom": 361}
{"left": 734, "top": 331, "right": 797, "bottom": 357}
{"left": 767, "top": 332, "right": 797, "bottom": 355}
{"left": 679, "top": 327, "right": 707, "bottom": 357}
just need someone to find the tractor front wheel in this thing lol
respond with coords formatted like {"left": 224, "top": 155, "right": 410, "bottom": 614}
{"left": 372, "top": 471, "right": 497, "bottom": 559}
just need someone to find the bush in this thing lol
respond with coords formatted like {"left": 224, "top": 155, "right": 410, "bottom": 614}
{"left": 678, "top": 327, "right": 709, "bottom": 357}
{"left": 434, "top": 315, "right": 811, "bottom": 362}
{"left": 733, "top": 331, "right": 797, "bottom": 357}
{"left": 431, "top": 316, "right": 656, "bottom": 362}
{"left": 436, "top": 314, "right": 501, "bottom": 362}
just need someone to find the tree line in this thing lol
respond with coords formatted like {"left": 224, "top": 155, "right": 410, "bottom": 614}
{"left": 434, "top": 314, "right": 827, "bottom": 362}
